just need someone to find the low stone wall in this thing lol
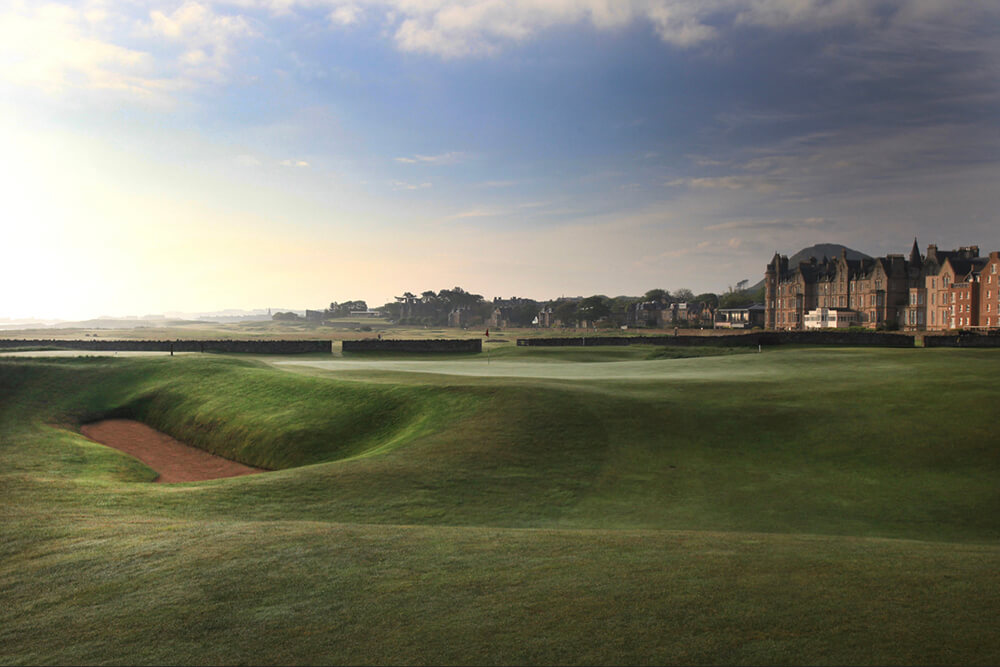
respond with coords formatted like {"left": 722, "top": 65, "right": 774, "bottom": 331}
{"left": 0, "top": 339, "right": 332, "bottom": 354}
{"left": 923, "top": 334, "right": 1000, "bottom": 348}
{"left": 516, "top": 335, "right": 749, "bottom": 347}
{"left": 342, "top": 338, "right": 482, "bottom": 353}
{"left": 757, "top": 331, "right": 914, "bottom": 347}
{"left": 517, "top": 331, "right": 915, "bottom": 348}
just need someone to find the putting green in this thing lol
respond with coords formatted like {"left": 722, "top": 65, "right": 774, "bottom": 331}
{"left": 275, "top": 346, "right": 896, "bottom": 380}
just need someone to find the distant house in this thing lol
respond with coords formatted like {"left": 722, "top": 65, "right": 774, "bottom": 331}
{"left": 715, "top": 304, "right": 766, "bottom": 329}
{"left": 657, "top": 301, "right": 715, "bottom": 327}
{"left": 627, "top": 300, "right": 667, "bottom": 328}
{"left": 448, "top": 307, "right": 474, "bottom": 328}
{"left": 487, "top": 306, "right": 512, "bottom": 329}
{"left": 533, "top": 306, "right": 555, "bottom": 327}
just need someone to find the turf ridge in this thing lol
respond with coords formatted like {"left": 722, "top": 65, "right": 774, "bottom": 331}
{"left": 1, "top": 347, "right": 999, "bottom": 665}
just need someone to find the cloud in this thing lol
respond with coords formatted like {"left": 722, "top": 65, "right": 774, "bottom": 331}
{"left": 0, "top": 3, "right": 161, "bottom": 99}
{"left": 705, "top": 217, "right": 832, "bottom": 232}
{"left": 440, "top": 208, "right": 499, "bottom": 222}
{"left": 279, "top": 159, "right": 310, "bottom": 167}
{"left": 667, "top": 176, "right": 780, "bottom": 193}
{"left": 329, "top": 4, "right": 362, "bottom": 26}
{"left": 0, "top": 1, "right": 257, "bottom": 103}
{"left": 391, "top": 180, "right": 432, "bottom": 190}
{"left": 146, "top": 1, "right": 256, "bottom": 83}
{"left": 394, "top": 151, "right": 466, "bottom": 165}
{"left": 251, "top": 0, "right": 996, "bottom": 62}
{"left": 641, "top": 237, "right": 746, "bottom": 262}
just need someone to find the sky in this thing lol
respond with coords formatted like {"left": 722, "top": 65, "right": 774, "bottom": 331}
{"left": 1, "top": 0, "right": 999, "bottom": 320}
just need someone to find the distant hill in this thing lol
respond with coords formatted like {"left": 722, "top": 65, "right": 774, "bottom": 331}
{"left": 786, "top": 243, "right": 871, "bottom": 266}
{"left": 748, "top": 243, "right": 871, "bottom": 293}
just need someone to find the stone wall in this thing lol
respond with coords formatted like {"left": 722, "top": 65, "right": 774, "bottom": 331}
{"left": 517, "top": 331, "right": 915, "bottom": 348}
{"left": 0, "top": 339, "right": 332, "bottom": 354}
{"left": 923, "top": 334, "right": 1000, "bottom": 348}
{"left": 342, "top": 338, "right": 482, "bottom": 353}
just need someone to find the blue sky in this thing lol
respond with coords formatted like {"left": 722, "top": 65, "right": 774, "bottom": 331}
{"left": 1, "top": 0, "right": 998, "bottom": 319}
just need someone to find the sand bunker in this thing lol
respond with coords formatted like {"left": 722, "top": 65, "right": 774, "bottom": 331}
{"left": 80, "top": 419, "right": 266, "bottom": 483}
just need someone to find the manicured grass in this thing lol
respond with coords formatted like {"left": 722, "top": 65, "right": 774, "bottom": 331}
{"left": 2, "top": 348, "right": 999, "bottom": 665}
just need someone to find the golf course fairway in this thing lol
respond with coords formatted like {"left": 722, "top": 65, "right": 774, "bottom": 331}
{"left": 1, "top": 345, "right": 998, "bottom": 665}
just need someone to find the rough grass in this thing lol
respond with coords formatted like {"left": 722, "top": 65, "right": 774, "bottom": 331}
{"left": 2, "top": 347, "right": 999, "bottom": 665}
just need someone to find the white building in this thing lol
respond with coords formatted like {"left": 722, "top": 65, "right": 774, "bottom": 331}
{"left": 803, "top": 307, "right": 860, "bottom": 329}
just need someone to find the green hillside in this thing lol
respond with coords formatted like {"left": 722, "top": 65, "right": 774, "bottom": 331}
{"left": 2, "top": 348, "right": 999, "bottom": 664}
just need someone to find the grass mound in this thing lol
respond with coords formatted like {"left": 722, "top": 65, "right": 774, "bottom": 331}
{"left": 2, "top": 348, "right": 1000, "bottom": 664}
{"left": 0, "top": 356, "right": 475, "bottom": 470}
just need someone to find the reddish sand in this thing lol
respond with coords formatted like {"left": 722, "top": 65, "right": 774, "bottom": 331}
{"left": 80, "top": 419, "right": 266, "bottom": 483}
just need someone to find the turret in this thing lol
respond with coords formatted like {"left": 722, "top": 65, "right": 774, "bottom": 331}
{"left": 909, "top": 237, "right": 922, "bottom": 268}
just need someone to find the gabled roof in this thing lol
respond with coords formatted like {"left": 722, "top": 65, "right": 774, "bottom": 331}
{"left": 941, "top": 256, "right": 987, "bottom": 278}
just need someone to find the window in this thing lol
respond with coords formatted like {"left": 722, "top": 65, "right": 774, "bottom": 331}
{"left": 993, "top": 264, "right": 997, "bottom": 274}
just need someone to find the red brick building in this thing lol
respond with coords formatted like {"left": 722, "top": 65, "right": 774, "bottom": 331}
{"left": 765, "top": 240, "right": 998, "bottom": 332}
{"left": 980, "top": 252, "right": 1000, "bottom": 329}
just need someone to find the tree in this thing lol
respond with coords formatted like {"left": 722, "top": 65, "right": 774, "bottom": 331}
{"left": 577, "top": 295, "right": 612, "bottom": 324}
{"left": 381, "top": 301, "right": 401, "bottom": 320}
{"left": 694, "top": 292, "right": 719, "bottom": 308}
{"left": 718, "top": 291, "right": 755, "bottom": 309}
{"left": 553, "top": 300, "right": 579, "bottom": 327}
{"left": 673, "top": 288, "right": 695, "bottom": 303}
{"left": 644, "top": 288, "right": 669, "bottom": 303}
{"left": 508, "top": 299, "right": 540, "bottom": 326}
{"left": 610, "top": 296, "right": 638, "bottom": 326}
{"left": 438, "top": 287, "right": 483, "bottom": 310}
{"left": 328, "top": 300, "right": 368, "bottom": 317}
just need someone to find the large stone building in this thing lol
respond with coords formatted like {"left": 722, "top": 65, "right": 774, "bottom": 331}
{"left": 765, "top": 240, "right": 999, "bottom": 331}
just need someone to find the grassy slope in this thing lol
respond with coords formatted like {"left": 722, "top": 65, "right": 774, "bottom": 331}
{"left": 2, "top": 348, "right": 999, "bottom": 665}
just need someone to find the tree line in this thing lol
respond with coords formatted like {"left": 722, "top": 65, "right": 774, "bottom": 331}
{"left": 275, "top": 284, "right": 763, "bottom": 328}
